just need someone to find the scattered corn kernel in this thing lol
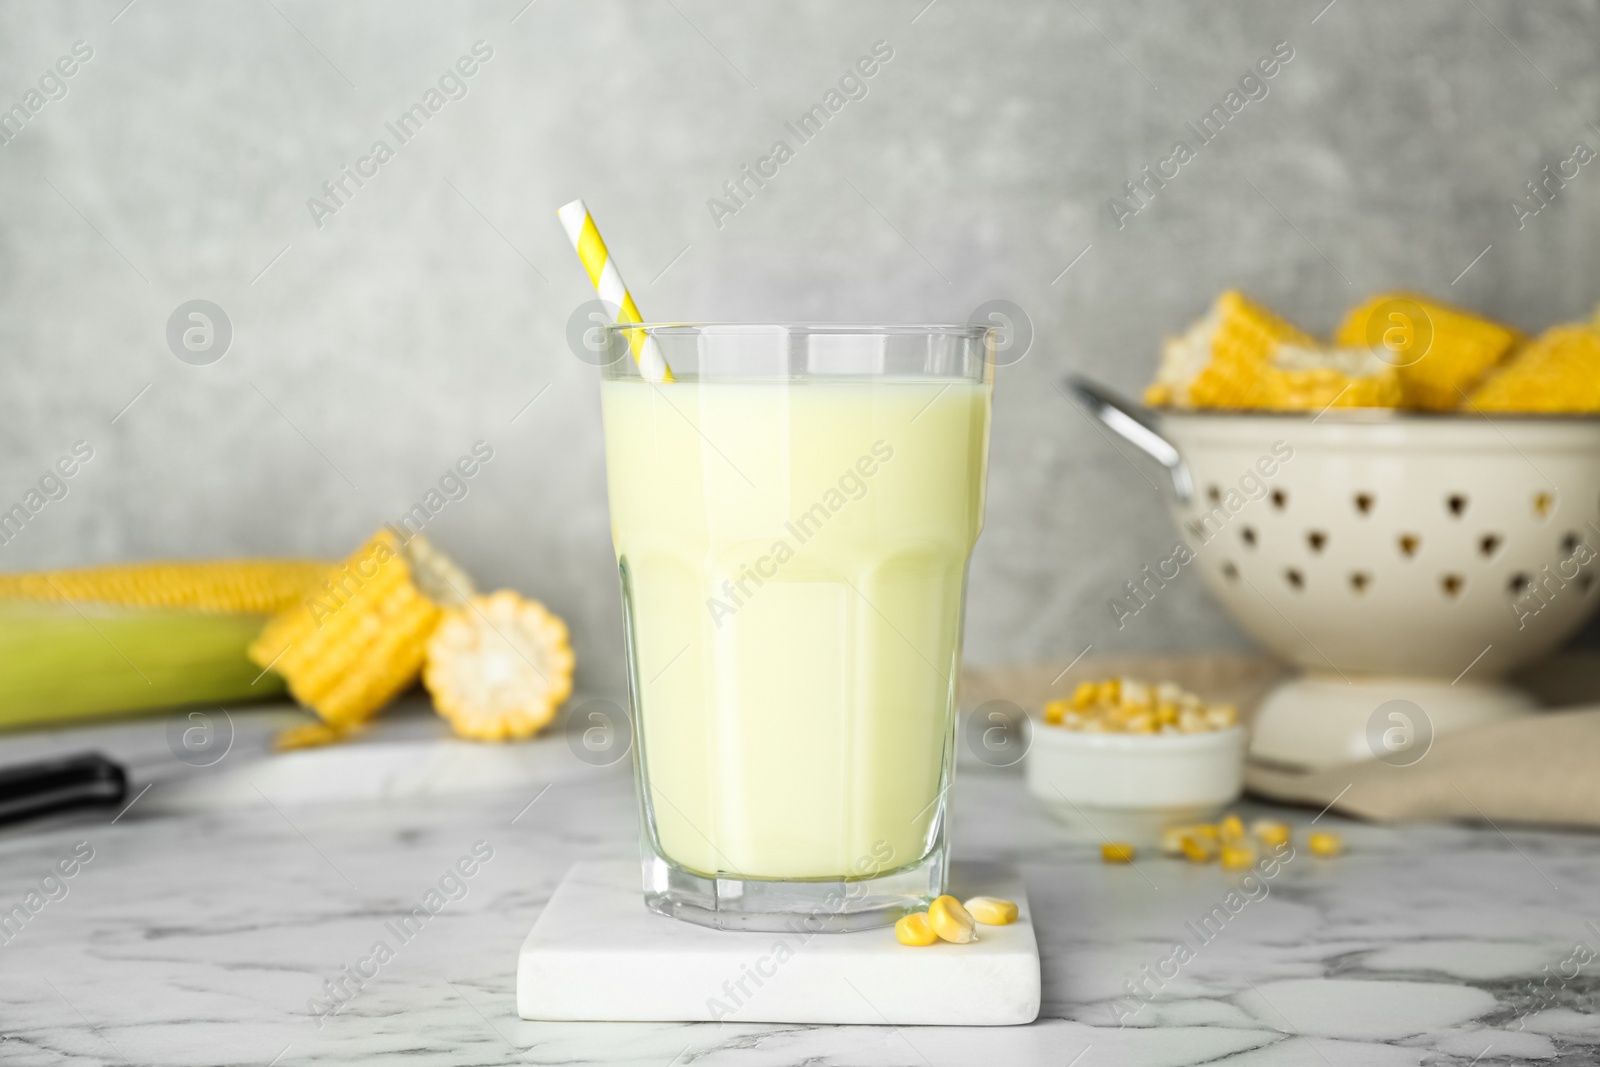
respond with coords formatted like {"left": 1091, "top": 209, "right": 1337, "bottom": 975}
{"left": 927, "top": 895, "right": 977, "bottom": 944}
{"left": 1101, "top": 842, "right": 1137, "bottom": 863}
{"left": 1043, "top": 678, "right": 1236, "bottom": 735}
{"left": 1308, "top": 832, "right": 1344, "bottom": 858}
{"left": 1219, "top": 814, "right": 1246, "bottom": 842}
{"left": 1220, "top": 844, "right": 1257, "bottom": 870}
{"left": 1180, "top": 835, "right": 1218, "bottom": 863}
{"left": 1160, "top": 825, "right": 1191, "bottom": 855}
{"left": 963, "top": 896, "right": 1018, "bottom": 926}
{"left": 1252, "top": 820, "right": 1292, "bottom": 849}
{"left": 894, "top": 912, "right": 938, "bottom": 946}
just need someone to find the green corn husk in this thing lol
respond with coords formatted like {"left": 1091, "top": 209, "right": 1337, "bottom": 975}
{"left": 0, "top": 601, "right": 287, "bottom": 730}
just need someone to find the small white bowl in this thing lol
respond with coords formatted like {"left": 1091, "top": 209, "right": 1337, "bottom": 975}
{"left": 1025, "top": 724, "right": 1244, "bottom": 843}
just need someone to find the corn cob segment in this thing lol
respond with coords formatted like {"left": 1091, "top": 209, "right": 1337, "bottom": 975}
{"left": 0, "top": 559, "right": 330, "bottom": 730}
{"left": 1468, "top": 323, "right": 1600, "bottom": 412}
{"left": 1267, "top": 344, "right": 1404, "bottom": 410}
{"left": 248, "top": 530, "right": 473, "bottom": 729}
{"left": 1336, "top": 292, "right": 1522, "bottom": 410}
{"left": 423, "top": 590, "right": 575, "bottom": 742}
{"left": 1149, "top": 291, "right": 1400, "bottom": 411}
{"left": 1184, "top": 290, "right": 1319, "bottom": 409}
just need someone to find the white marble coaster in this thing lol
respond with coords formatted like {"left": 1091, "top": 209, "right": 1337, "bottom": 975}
{"left": 516, "top": 860, "right": 1040, "bottom": 1025}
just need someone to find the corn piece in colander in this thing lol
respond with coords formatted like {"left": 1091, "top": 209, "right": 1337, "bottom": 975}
{"left": 1266, "top": 343, "right": 1403, "bottom": 411}
{"left": 1147, "top": 290, "right": 1315, "bottom": 408}
{"left": 1468, "top": 323, "right": 1600, "bottom": 413}
{"left": 1336, "top": 292, "right": 1522, "bottom": 410}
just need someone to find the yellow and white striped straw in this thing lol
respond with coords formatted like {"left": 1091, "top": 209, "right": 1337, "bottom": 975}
{"left": 556, "top": 199, "right": 674, "bottom": 383}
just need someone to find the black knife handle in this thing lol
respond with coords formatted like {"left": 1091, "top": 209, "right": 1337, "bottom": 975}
{"left": 0, "top": 753, "right": 128, "bottom": 827}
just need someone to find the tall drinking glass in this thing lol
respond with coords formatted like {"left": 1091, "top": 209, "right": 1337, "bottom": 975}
{"left": 598, "top": 324, "right": 993, "bottom": 931}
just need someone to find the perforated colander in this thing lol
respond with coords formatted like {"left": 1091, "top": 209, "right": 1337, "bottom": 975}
{"left": 1071, "top": 378, "right": 1600, "bottom": 767}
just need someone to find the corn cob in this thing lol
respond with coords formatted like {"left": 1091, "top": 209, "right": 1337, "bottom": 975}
{"left": 248, "top": 530, "right": 474, "bottom": 729}
{"left": 1468, "top": 323, "right": 1600, "bottom": 412}
{"left": 1267, "top": 344, "right": 1404, "bottom": 410}
{"left": 424, "top": 590, "right": 575, "bottom": 741}
{"left": 0, "top": 559, "right": 329, "bottom": 730}
{"left": 1336, "top": 292, "right": 1522, "bottom": 410}
{"left": 1184, "top": 290, "right": 1319, "bottom": 409}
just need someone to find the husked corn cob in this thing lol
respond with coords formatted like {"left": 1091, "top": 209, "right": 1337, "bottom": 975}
{"left": 423, "top": 590, "right": 575, "bottom": 742}
{"left": 1336, "top": 292, "right": 1522, "bottom": 410}
{"left": 249, "top": 530, "right": 473, "bottom": 729}
{"left": 0, "top": 559, "right": 330, "bottom": 729}
{"left": 1468, "top": 324, "right": 1600, "bottom": 413}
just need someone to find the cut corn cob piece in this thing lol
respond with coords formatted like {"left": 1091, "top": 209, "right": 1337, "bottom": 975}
{"left": 1337, "top": 292, "right": 1522, "bottom": 410}
{"left": 1149, "top": 291, "right": 1400, "bottom": 411}
{"left": 423, "top": 590, "right": 575, "bottom": 741}
{"left": 1468, "top": 323, "right": 1600, "bottom": 413}
{"left": 0, "top": 559, "right": 330, "bottom": 730}
{"left": 249, "top": 530, "right": 471, "bottom": 729}
{"left": 1174, "top": 291, "right": 1318, "bottom": 409}
{"left": 1266, "top": 344, "right": 1404, "bottom": 410}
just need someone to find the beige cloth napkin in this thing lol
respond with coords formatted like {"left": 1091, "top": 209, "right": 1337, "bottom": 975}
{"left": 962, "top": 653, "right": 1600, "bottom": 831}
{"left": 1244, "top": 708, "right": 1600, "bottom": 830}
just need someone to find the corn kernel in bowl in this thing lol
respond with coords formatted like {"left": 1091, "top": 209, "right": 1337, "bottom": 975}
{"left": 1044, "top": 678, "right": 1236, "bottom": 735}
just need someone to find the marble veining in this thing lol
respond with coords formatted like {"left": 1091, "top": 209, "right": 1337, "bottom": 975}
{"left": 1, "top": 713, "right": 1599, "bottom": 1065}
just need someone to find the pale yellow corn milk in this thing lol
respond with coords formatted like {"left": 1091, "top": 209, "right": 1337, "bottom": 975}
{"left": 601, "top": 378, "right": 991, "bottom": 880}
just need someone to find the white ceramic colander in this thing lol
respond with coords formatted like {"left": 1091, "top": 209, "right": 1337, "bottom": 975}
{"left": 1071, "top": 378, "right": 1600, "bottom": 769}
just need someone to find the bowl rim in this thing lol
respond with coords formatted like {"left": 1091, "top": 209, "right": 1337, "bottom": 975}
{"left": 1029, "top": 723, "right": 1244, "bottom": 752}
{"left": 1157, "top": 407, "right": 1600, "bottom": 425}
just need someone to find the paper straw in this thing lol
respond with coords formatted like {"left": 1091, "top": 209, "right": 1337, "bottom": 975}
{"left": 556, "top": 199, "right": 674, "bottom": 383}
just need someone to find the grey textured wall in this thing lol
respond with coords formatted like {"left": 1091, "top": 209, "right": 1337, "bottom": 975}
{"left": 3, "top": 0, "right": 1599, "bottom": 695}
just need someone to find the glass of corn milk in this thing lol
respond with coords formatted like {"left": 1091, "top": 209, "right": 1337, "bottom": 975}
{"left": 597, "top": 324, "right": 994, "bottom": 931}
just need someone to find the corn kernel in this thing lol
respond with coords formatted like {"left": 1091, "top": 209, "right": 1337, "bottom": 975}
{"left": 1180, "top": 835, "right": 1217, "bottom": 863}
{"left": 927, "top": 895, "right": 977, "bottom": 943}
{"left": 1126, "top": 713, "right": 1156, "bottom": 733}
{"left": 1156, "top": 701, "right": 1179, "bottom": 725}
{"left": 1220, "top": 844, "right": 1257, "bottom": 870}
{"left": 1160, "top": 825, "right": 1191, "bottom": 855}
{"left": 1101, "top": 841, "right": 1137, "bottom": 863}
{"left": 1207, "top": 704, "right": 1239, "bottom": 729}
{"left": 1120, "top": 679, "right": 1151, "bottom": 708}
{"left": 1308, "top": 832, "right": 1343, "bottom": 858}
{"left": 1043, "top": 701, "right": 1066, "bottom": 725}
{"left": 894, "top": 912, "right": 938, "bottom": 946}
{"left": 1219, "top": 814, "right": 1246, "bottom": 842}
{"left": 1098, "top": 679, "right": 1121, "bottom": 705}
{"left": 1252, "top": 820, "right": 1291, "bottom": 849}
{"left": 963, "top": 896, "right": 1018, "bottom": 926}
{"left": 1071, "top": 681, "right": 1096, "bottom": 709}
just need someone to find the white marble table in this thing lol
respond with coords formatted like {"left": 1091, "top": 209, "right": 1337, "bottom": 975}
{"left": 2, "top": 700, "right": 1598, "bottom": 1066}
